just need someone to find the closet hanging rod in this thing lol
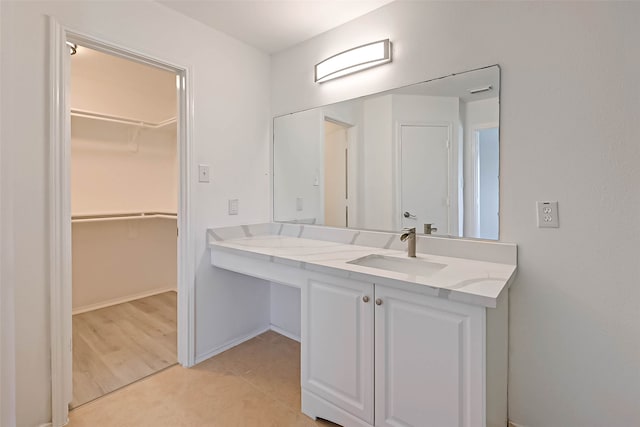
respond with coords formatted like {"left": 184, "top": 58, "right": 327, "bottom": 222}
{"left": 70, "top": 109, "right": 177, "bottom": 129}
{"left": 71, "top": 212, "right": 177, "bottom": 224}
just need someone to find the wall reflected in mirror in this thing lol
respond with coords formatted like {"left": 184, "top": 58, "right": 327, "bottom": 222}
{"left": 273, "top": 65, "right": 500, "bottom": 240}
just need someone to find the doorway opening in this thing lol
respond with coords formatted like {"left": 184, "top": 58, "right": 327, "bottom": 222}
{"left": 68, "top": 45, "right": 179, "bottom": 408}
{"left": 473, "top": 126, "right": 499, "bottom": 240}
{"left": 50, "top": 19, "right": 194, "bottom": 427}
{"left": 323, "top": 119, "right": 352, "bottom": 228}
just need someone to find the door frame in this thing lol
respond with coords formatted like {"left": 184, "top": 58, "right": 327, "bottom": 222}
{"left": 48, "top": 17, "right": 195, "bottom": 426}
{"left": 470, "top": 122, "right": 499, "bottom": 238}
{"left": 394, "top": 121, "right": 454, "bottom": 233}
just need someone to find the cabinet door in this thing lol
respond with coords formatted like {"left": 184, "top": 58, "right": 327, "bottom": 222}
{"left": 375, "top": 286, "right": 485, "bottom": 427}
{"left": 302, "top": 275, "right": 374, "bottom": 424}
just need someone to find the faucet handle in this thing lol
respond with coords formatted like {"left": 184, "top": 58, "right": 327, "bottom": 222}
{"left": 423, "top": 223, "right": 438, "bottom": 234}
{"left": 402, "top": 227, "right": 416, "bottom": 233}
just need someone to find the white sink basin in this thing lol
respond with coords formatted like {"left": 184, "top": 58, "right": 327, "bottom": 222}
{"left": 347, "top": 254, "right": 447, "bottom": 277}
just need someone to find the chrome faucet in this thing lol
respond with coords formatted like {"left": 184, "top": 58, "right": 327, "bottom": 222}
{"left": 400, "top": 227, "right": 416, "bottom": 258}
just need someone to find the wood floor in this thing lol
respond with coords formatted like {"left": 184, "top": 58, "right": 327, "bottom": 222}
{"left": 72, "top": 291, "right": 177, "bottom": 408}
{"left": 68, "top": 331, "right": 339, "bottom": 427}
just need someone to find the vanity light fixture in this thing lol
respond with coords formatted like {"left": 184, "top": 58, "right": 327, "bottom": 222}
{"left": 315, "top": 39, "right": 392, "bottom": 83}
{"left": 469, "top": 85, "right": 492, "bottom": 94}
{"left": 66, "top": 41, "right": 77, "bottom": 55}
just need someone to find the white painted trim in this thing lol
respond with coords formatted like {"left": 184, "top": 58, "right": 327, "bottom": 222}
{"left": 508, "top": 422, "right": 527, "bottom": 427}
{"left": 72, "top": 288, "right": 177, "bottom": 315}
{"left": 393, "top": 121, "right": 455, "bottom": 234}
{"left": 0, "top": 6, "right": 17, "bottom": 420}
{"left": 177, "top": 65, "right": 196, "bottom": 369}
{"left": 37, "top": 423, "right": 53, "bottom": 427}
{"left": 270, "top": 325, "right": 301, "bottom": 342}
{"left": 194, "top": 326, "right": 271, "bottom": 365}
{"left": 48, "top": 18, "right": 72, "bottom": 427}
{"left": 49, "top": 17, "right": 196, "bottom": 427}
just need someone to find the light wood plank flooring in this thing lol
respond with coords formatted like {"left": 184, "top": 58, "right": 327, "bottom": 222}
{"left": 68, "top": 331, "right": 339, "bottom": 426}
{"left": 72, "top": 291, "right": 177, "bottom": 408}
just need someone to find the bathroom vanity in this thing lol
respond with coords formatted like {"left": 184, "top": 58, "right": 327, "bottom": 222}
{"left": 207, "top": 223, "right": 517, "bottom": 427}
{"left": 208, "top": 64, "right": 514, "bottom": 427}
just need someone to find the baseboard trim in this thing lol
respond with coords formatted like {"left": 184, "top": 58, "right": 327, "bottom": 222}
{"left": 270, "top": 324, "right": 300, "bottom": 342}
{"left": 194, "top": 325, "right": 271, "bottom": 365}
{"left": 38, "top": 423, "right": 53, "bottom": 427}
{"left": 72, "top": 288, "right": 177, "bottom": 315}
{"left": 508, "top": 422, "right": 527, "bottom": 427}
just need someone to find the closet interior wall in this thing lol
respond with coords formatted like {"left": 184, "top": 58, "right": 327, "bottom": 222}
{"left": 70, "top": 47, "right": 177, "bottom": 313}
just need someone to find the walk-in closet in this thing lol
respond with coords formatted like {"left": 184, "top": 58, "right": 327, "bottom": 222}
{"left": 69, "top": 45, "right": 178, "bottom": 408}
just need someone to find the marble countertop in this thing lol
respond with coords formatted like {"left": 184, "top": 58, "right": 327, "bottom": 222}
{"left": 208, "top": 232, "right": 516, "bottom": 308}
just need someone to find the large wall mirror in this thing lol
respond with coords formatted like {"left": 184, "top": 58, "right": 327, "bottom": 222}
{"left": 273, "top": 65, "right": 500, "bottom": 240}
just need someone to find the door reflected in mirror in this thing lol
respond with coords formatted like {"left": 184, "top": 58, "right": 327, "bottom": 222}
{"left": 273, "top": 65, "right": 500, "bottom": 240}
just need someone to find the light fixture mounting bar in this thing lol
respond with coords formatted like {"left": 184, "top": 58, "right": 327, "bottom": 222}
{"left": 315, "top": 39, "right": 392, "bottom": 83}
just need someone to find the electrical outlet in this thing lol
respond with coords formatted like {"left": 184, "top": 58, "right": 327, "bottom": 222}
{"left": 198, "top": 164, "right": 210, "bottom": 183}
{"left": 536, "top": 201, "right": 559, "bottom": 228}
{"left": 296, "top": 197, "right": 303, "bottom": 211}
{"left": 228, "top": 199, "right": 239, "bottom": 215}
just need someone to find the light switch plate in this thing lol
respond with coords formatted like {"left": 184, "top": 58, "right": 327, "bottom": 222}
{"left": 198, "top": 164, "right": 210, "bottom": 183}
{"left": 537, "top": 201, "right": 559, "bottom": 228}
{"left": 228, "top": 199, "right": 239, "bottom": 215}
{"left": 296, "top": 197, "right": 303, "bottom": 211}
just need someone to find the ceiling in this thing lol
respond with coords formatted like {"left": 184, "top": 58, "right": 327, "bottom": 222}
{"left": 157, "top": 0, "right": 395, "bottom": 54}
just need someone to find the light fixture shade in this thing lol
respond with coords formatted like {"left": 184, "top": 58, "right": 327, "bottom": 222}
{"left": 315, "top": 39, "right": 391, "bottom": 83}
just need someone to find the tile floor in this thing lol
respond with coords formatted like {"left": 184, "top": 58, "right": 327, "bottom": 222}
{"left": 68, "top": 331, "right": 339, "bottom": 426}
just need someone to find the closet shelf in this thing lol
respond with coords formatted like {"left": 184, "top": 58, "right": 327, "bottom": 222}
{"left": 71, "top": 109, "right": 176, "bottom": 129}
{"left": 71, "top": 212, "right": 177, "bottom": 224}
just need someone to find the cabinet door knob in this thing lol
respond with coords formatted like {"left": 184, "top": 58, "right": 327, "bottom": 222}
{"left": 375, "top": 298, "right": 383, "bottom": 305}
{"left": 362, "top": 296, "right": 370, "bottom": 303}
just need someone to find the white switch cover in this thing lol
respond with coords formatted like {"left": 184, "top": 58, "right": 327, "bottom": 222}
{"left": 198, "top": 164, "right": 210, "bottom": 183}
{"left": 537, "top": 201, "right": 559, "bottom": 228}
{"left": 228, "top": 199, "right": 239, "bottom": 215}
{"left": 296, "top": 197, "right": 303, "bottom": 211}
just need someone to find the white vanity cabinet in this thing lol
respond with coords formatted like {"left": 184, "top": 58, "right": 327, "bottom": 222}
{"left": 301, "top": 276, "right": 374, "bottom": 424}
{"left": 374, "top": 285, "right": 484, "bottom": 427}
{"left": 302, "top": 276, "right": 487, "bottom": 427}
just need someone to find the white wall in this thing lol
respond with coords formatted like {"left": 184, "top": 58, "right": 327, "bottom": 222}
{"left": 1, "top": 1, "right": 271, "bottom": 425}
{"left": 72, "top": 219, "right": 177, "bottom": 312}
{"left": 71, "top": 120, "right": 178, "bottom": 215}
{"left": 361, "top": 94, "right": 393, "bottom": 230}
{"left": 271, "top": 2, "right": 640, "bottom": 426}
{"left": 273, "top": 109, "right": 323, "bottom": 223}
{"left": 270, "top": 283, "right": 301, "bottom": 340}
{"left": 70, "top": 46, "right": 176, "bottom": 124}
